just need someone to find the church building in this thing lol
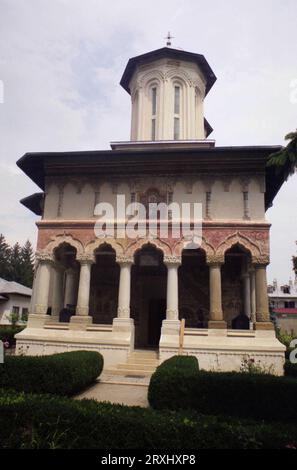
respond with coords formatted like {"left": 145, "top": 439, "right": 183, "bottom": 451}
{"left": 16, "top": 42, "right": 286, "bottom": 374}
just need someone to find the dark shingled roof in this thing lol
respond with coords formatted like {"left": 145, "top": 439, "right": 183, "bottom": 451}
{"left": 120, "top": 47, "right": 217, "bottom": 96}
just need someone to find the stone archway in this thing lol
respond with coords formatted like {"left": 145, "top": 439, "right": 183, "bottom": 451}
{"left": 221, "top": 244, "right": 252, "bottom": 328}
{"left": 89, "top": 243, "right": 120, "bottom": 324}
{"left": 179, "top": 248, "right": 209, "bottom": 328}
{"left": 131, "top": 243, "right": 167, "bottom": 348}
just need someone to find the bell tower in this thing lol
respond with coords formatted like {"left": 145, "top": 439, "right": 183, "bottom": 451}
{"left": 120, "top": 45, "right": 216, "bottom": 142}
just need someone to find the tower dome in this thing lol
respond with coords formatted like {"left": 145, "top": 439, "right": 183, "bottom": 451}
{"left": 120, "top": 46, "right": 216, "bottom": 142}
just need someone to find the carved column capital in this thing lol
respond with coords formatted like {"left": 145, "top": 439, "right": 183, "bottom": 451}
{"left": 116, "top": 255, "right": 134, "bottom": 266}
{"left": 164, "top": 255, "right": 182, "bottom": 266}
{"left": 206, "top": 254, "right": 225, "bottom": 266}
{"left": 252, "top": 255, "right": 270, "bottom": 266}
{"left": 76, "top": 253, "right": 95, "bottom": 265}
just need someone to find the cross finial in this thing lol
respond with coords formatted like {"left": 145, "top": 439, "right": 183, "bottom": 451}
{"left": 165, "top": 31, "right": 174, "bottom": 47}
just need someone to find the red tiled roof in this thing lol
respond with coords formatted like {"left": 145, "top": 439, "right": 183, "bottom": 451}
{"left": 274, "top": 308, "right": 297, "bottom": 315}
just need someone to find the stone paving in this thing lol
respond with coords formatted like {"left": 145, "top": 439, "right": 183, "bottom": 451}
{"left": 76, "top": 373, "right": 150, "bottom": 408}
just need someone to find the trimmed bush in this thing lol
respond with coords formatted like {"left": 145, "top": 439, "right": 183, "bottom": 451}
{"left": 0, "top": 326, "right": 25, "bottom": 347}
{"left": 149, "top": 355, "right": 297, "bottom": 422}
{"left": 284, "top": 360, "right": 297, "bottom": 377}
{"left": 0, "top": 351, "right": 103, "bottom": 396}
{"left": 1, "top": 389, "right": 297, "bottom": 449}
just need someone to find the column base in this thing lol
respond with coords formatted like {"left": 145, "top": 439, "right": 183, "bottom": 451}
{"left": 208, "top": 320, "right": 227, "bottom": 329}
{"left": 27, "top": 314, "right": 48, "bottom": 328}
{"left": 112, "top": 317, "right": 134, "bottom": 333}
{"left": 161, "top": 319, "right": 180, "bottom": 335}
{"left": 253, "top": 322, "right": 275, "bottom": 331}
{"left": 47, "top": 315, "right": 60, "bottom": 323}
{"left": 69, "top": 315, "right": 92, "bottom": 330}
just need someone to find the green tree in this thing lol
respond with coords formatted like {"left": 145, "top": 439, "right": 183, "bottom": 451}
{"left": 0, "top": 234, "right": 11, "bottom": 279}
{"left": 267, "top": 130, "right": 297, "bottom": 180}
{"left": 8, "top": 242, "right": 23, "bottom": 284}
{"left": 20, "top": 240, "right": 34, "bottom": 288}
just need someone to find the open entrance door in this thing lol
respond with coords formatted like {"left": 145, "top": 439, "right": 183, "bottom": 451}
{"left": 131, "top": 244, "right": 166, "bottom": 349}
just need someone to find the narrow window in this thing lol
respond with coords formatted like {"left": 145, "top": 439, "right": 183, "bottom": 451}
{"left": 173, "top": 85, "right": 181, "bottom": 139}
{"left": 174, "top": 86, "right": 180, "bottom": 114}
{"left": 151, "top": 87, "right": 157, "bottom": 140}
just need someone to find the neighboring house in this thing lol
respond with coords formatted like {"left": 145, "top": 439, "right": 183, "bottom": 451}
{"left": 268, "top": 279, "right": 297, "bottom": 334}
{"left": 0, "top": 278, "right": 32, "bottom": 325}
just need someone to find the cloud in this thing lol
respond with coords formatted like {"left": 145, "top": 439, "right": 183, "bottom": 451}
{"left": 0, "top": 0, "right": 296, "bottom": 282}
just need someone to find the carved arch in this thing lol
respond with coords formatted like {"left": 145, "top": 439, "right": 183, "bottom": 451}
{"left": 126, "top": 237, "right": 172, "bottom": 258}
{"left": 85, "top": 238, "right": 124, "bottom": 257}
{"left": 44, "top": 234, "right": 84, "bottom": 257}
{"left": 216, "top": 232, "right": 261, "bottom": 259}
{"left": 173, "top": 236, "right": 215, "bottom": 258}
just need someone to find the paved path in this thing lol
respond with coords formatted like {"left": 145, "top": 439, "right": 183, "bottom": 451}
{"left": 76, "top": 373, "right": 150, "bottom": 408}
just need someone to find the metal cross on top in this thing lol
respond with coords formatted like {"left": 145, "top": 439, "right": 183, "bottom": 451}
{"left": 165, "top": 31, "right": 174, "bottom": 47}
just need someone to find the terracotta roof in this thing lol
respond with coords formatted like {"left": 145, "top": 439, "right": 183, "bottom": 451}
{"left": 273, "top": 308, "right": 297, "bottom": 315}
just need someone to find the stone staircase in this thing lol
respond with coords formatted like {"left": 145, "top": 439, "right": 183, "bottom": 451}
{"left": 104, "top": 349, "right": 159, "bottom": 378}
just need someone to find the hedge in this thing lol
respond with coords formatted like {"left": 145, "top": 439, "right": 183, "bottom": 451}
{"left": 284, "top": 360, "right": 297, "bottom": 377}
{"left": 1, "top": 390, "right": 297, "bottom": 449}
{"left": 0, "top": 326, "right": 25, "bottom": 347}
{"left": 148, "top": 355, "right": 297, "bottom": 422}
{"left": 0, "top": 351, "right": 103, "bottom": 396}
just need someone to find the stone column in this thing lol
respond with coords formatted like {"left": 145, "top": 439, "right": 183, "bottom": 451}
{"left": 51, "top": 264, "right": 64, "bottom": 321}
{"left": 64, "top": 268, "right": 78, "bottom": 308}
{"left": 207, "top": 259, "right": 226, "bottom": 329}
{"left": 250, "top": 268, "right": 256, "bottom": 323}
{"left": 254, "top": 261, "right": 273, "bottom": 330}
{"left": 161, "top": 256, "right": 181, "bottom": 335}
{"left": 112, "top": 256, "right": 134, "bottom": 338}
{"left": 117, "top": 259, "right": 133, "bottom": 318}
{"left": 28, "top": 253, "right": 52, "bottom": 327}
{"left": 70, "top": 255, "right": 94, "bottom": 329}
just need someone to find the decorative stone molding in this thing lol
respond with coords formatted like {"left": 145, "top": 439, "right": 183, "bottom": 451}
{"left": 164, "top": 255, "right": 182, "bottom": 266}
{"left": 252, "top": 254, "right": 270, "bottom": 266}
{"left": 206, "top": 254, "right": 225, "bottom": 265}
{"left": 76, "top": 253, "right": 95, "bottom": 264}
{"left": 45, "top": 233, "right": 84, "bottom": 257}
{"left": 117, "top": 306, "right": 130, "bottom": 318}
{"left": 35, "top": 251, "right": 54, "bottom": 263}
{"left": 116, "top": 255, "right": 134, "bottom": 265}
{"left": 166, "top": 308, "right": 179, "bottom": 320}
{"left": 85, "top": 238, "right": 124, "bottom": 256}
{"left": 126, "top": 237, "right": 171, "bottom": 258}
{"left": 216, "top": 231, "right": 261, "bottom": 259}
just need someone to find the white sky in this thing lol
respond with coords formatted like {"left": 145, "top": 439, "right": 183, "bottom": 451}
{"left": 0, "top": 0, "right": 296, "bottom": 283}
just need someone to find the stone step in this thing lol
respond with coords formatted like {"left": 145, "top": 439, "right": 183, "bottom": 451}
{"left": 130, "top": 351, "right": 158, "bottom": 359}
{"left": 117, "top": 363, "right": 157, "bottom": 371}
{"left": 104, "top": 368, "right": 154, "bottom": 377}
{"left": 126, "top": 357, "right": 159, "bottom": 365}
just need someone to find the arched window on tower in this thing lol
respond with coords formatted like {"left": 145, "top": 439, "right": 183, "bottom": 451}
{"left": 173, "top": 85, "right": 181, "bottom": 140}
{"left": 151, "top": 86, "right": 157, "bottom": 140}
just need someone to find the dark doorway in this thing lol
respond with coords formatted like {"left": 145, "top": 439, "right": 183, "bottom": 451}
{"left": 131, "top": 244, "right": 167, "bottom": 349}
{"left": 148, "top": 298, "right": 166, "bottom": 347}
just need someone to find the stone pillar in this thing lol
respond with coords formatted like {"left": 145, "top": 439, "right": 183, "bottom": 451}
{"left": 27, "top": 253, "right": 52, "bottom": 327}
{"left": 112, "top": 256, "right": 134, "bottom": 339}
{"left": 70, "top": 255, "right": 94, "bottom": 329}
{"left": 117, "top": 259, "right": 133, "bottom": 318}
{"left": 51, "top": 264, "right": 64, "bottom": 320}
{"left": 64, "top": 268, "right": 78, "bottom": 307}
{"left": 207, "top": 260, "right": 226, "bottom": 329}
{"left": 250, "top": 268, "right": 256, "bottom": 323}
{"left": 161, "top": 256, "right": 181, "bottom": 335}
{"left": 254, "top": 262, "right": 274, "bottom": 330}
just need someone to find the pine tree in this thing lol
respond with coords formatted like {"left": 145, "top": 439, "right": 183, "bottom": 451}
{"left": 8, "top": 243, "right": 23, "bottom": 284}
{"left": 0, "top": 234, "right": 11, "bottom": 279}
{"left": 20, "top": 240, "right": 34, "bottom": 287}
